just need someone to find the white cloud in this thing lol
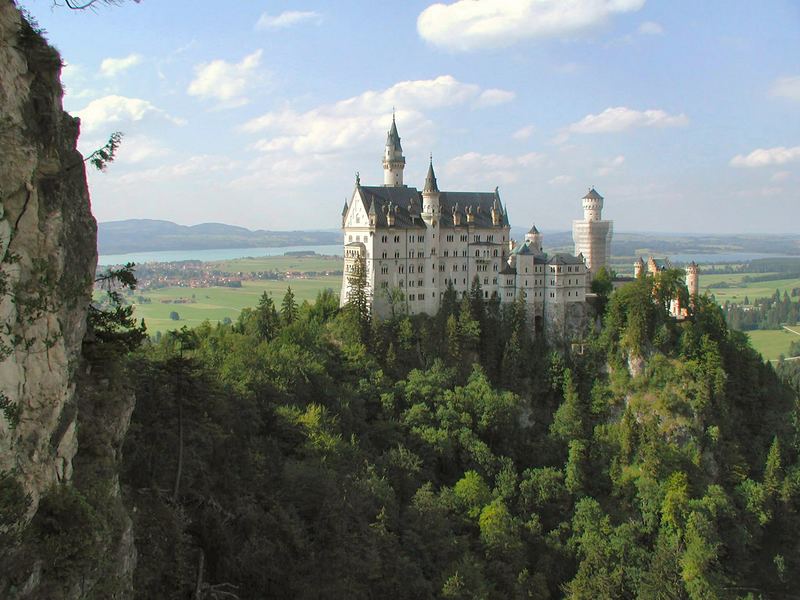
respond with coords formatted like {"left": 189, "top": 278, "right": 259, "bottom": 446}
{"left": 548, "top": 174, "right": 573, "bottom": 185}
{"left": 637, "top": 21, "right": 663, "bottom": 35}
{"left": 566, "top": 106, "right": 688, "bottom": 134}
{"left": 118, "top": 135, "right": 170, "bottom": 164}
{"left": 595, "top": 154, "right": 625, "bottom": 176}
{"left": 256, "top": 10, "right": 322, "bottom": 29}
{"left": 512, "top": 125, "right": 535, "bottom": 140}
{"left": 100, "top": 53, "right": 142, "bottom": 77}
{"left": 771, "top": 76, "right": 800, "bottom": 101}
{"left": 730, "top": 146, "right": 800, "bottom": 168}
{"left": 187, "top": 50, "right": 264, "bottom": 108}
{"left": 417, "top": 0, "right": 645, "bottom": 51}
{"left": 242, "top": 75, "right": 492, "bottom": 155}
{"left": 771, "top": 171, "right": 791, "bottom": 182}
{"left": 474, "top": 88, "right": 516, "bottom": 108}
{"left": 444, "top": 151, "right": 545, "bottom": 184}
{"left": 74, "top": 95, "right": 185, "bottom": 133}
{"left": 114, "top": 155, "right": 239, "bottom": 184}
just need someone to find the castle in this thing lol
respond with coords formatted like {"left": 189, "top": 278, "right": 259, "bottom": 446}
{"left": 634, "top": 256, "right": 700, "bottom": 318}
{"left": 339, "top": 116, "right": 613, "bottom": 337}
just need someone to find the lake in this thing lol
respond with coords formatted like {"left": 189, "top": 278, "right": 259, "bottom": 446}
{"left": 98, "top": 244, "right": 344, "bottom": 266}
{"left": 99, "top": 246, "right": 797, "bottom": 267}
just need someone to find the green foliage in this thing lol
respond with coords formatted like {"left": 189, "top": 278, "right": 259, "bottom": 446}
{"left": 111, "top": 266, "right": 800, "bottom": 598}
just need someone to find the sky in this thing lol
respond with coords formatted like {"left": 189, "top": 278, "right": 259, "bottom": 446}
{"left": 18, "top": 0, "right": 800, "bottom": 234}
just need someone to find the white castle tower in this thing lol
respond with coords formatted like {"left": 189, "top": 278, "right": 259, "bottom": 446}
{"left": 572, "top": 187, "right": 613, "bottom": 276}
{"left": 383, "top": 113, "right": 405, "bottom": 187}
{"left": 686, "top": 261, "right": 699, "bottom": 298}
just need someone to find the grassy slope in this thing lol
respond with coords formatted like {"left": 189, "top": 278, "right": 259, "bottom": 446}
{"left": 133, "top": 277, "right": 341, "bottom": 333}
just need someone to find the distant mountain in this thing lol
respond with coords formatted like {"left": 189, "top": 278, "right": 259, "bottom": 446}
{"left": 509, "top": 227, "right": 800, "bottom": 258}
{"left": 98, "top": 219, "right": 340, "bottom": 255}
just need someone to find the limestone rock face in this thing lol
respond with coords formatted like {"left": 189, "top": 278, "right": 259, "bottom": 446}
{"left": 0, "top": 4, "right": 134, "bottom": 597}
{"left": 0, "top": 0, "right": 96, "bottom": 517}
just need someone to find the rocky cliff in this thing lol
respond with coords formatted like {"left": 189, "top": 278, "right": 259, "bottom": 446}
{"left": 0, "top": 3, "right": 134, "bottom": 597}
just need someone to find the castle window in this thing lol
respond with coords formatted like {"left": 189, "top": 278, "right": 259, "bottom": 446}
{"left": 395, "top": 251, "right": 400, "bottom": 258}
{"left": 475, "top": 250, "right": 480, "bottom": 257}
{"left": 474, "top": 235, "right": 481, "bottom": 242}
{"left": 493, "top": 264, "right": 498, "bottom": 271}
{"left": 399, "top": 281, "right": 404, "bottom": 287}
{"left": 419, "top": 235, "right": 425, "bottom": 243}
{"left": 484, "top": 277, "right": 488, "bottom": 285}
{"left": 484, "top": 291, "right": 488, "bottom": 298}
{"left": 462, "top": 265, "right": 467, "bottom": 271}
{"left": 493, "top": 278, "right": 497, "bottom": 285}
{"left": 447, "top": 235, "right": 454, "bottom": 242}
{"left": 439, "top": 265, "right": 445, "bottom": 272}
{"left": 409, "top": 265, "right": 415, "bottom": 273}
{"left": 381, "top": 235, "right": 388, "bottom": 243}
{"left": 452, "top": 265, "right": 457, "bottom": 272}
{"left": 493, "top": 249, "right": 498, "bottom": 257}
{"left": 419, "top": 265, "right": 424, "bottom": 273}
{"left": 394, "top": 235, "right": 400, "bottom": 243}
{"left": 382, "top": 252, "right": 387, "bottom": 259}
{"left": 410, "top": 250, "right": 415, "bottom": 258}
{"left": 461, "top": 234, "right": 468, "bottom": 242}
{"left": 399, "top": 266, "right": 405, "bottom": 274}
{"left": 418, "top": 294, "right": 425, "bottom": 300}
{"left": 418, "top": 280, "right": 423, "bottom": 287}
{"left": 380, "top": 281, "right": 388, "bottom": 288}
{"left": 462, "top": 250, "right": 467, "bottom": 257}
{"left": 444, "top": 250, "right": 449, "bottom": 257}
{"left": 409, "top": 294, "right": 415, "bottom": 301}
{"left": 348, "top": 235, "right": 353, "bottom": 242}
{"left": 488, "top": 235, "right": 494, "bottom": 242}
{"left": 381, "top": 266, "right": 388, "bottom": 274}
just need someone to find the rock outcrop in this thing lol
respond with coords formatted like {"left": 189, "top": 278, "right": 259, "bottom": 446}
{"left": 0, "top": 3, "right": 134, "bottom": 597}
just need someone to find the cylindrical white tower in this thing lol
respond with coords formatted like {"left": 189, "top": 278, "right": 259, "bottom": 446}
{"left": 383, "top": 114, "right": 405, "bottom": 186}
{"left": 582, "top": 187, "right": 604, "bottom": 221}
{"left": 634, "top": 257, "right": 645, "bottom": 278}
{"left": 686, "top": 261, "right": 699, "bottom": 297}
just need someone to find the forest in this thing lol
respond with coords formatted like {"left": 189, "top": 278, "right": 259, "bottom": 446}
{"left": 18, "top": 264, "right": 799, "bottom": 599}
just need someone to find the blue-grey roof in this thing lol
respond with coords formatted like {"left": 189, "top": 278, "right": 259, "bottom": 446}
{"left": 583, "top": 188, "right": 603, "bottom": 201}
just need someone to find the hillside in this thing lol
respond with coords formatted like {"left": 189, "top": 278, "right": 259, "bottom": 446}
{"left": 98, "top": 219, "right": 339, "bottom": 254}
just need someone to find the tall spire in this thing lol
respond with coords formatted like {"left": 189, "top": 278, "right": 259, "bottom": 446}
{"left": 423, "top": 155, "right": 439, "bottom": 193}
{"left": 386, "top": 111, "right": 402, "bottom": 153}
{"left": 383, "top": 112, "right": 405, "bottom": 186}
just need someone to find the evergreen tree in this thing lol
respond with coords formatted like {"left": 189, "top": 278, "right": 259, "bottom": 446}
{"left": 255, "top": 291, "right": 280, "bottom": 340}
{"left": 281, "top": 286, "right": 298, "bottom": 325}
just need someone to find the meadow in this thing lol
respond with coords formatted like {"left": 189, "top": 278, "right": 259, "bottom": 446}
{"left": 746, "top": 327, "right": 800, "bottom": 361}
{"left": 132, "top": 277, "right": 340, "bottom": 334}
{"left": 701, "top": 272, "right": 800, "bottom": 304}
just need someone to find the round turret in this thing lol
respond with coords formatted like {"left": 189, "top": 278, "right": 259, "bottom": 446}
{"left": 686, "top": 261, "right": 699, "bottom": 297}
{"left": 383, "top": 113, "right": 405, "bottom": 186}
{"left": 582, "top": 187, "right": 604, "bottom": 221}
{"left": 525, "top": 225, "right": 543, "bottom": 253}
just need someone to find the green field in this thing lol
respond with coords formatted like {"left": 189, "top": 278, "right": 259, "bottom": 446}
{"left": 701, "top": 272, "right": 800, "bottom": 304}
{"left": 132, "top": 277, "right": 340, "bottom": 333}
{"left": 747, "top": 327, "right": 800, "bottom": 361}
{"left": 207, "top": 255, "right": 341, "bottom": 274}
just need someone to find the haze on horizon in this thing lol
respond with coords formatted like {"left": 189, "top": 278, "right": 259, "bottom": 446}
{"left": 22, "top": 0, "right": 800, "bottom": 234}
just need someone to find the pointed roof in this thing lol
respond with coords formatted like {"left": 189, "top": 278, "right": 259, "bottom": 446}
{"left": 341, "top": 199, "right": 348, "bottom": 216}
{"left": 583, "top": 187, "right": 603, "bottom": 201}
{"left": 386, "top": 113, "right": 402, "bottom": 152}
{"left": 423, "top": 158, "right": 439, "bottom": 193}
{"left": 528, "top": 224, "right": 539, "bottom": 235}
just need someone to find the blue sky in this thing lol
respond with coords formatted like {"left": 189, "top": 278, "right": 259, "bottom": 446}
{"left": 19, "top": 0, "right": 800, "bottom": 233}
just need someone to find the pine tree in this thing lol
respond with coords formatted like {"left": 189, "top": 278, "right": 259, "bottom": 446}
{"left": 255, "top": 291, "right": 280, "bottom": 340}
{"left": 280, "top": 286, "right": 298, "bottom": 325}
{"left": 346, "top": 255, "right": 371, "bottom": 343}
